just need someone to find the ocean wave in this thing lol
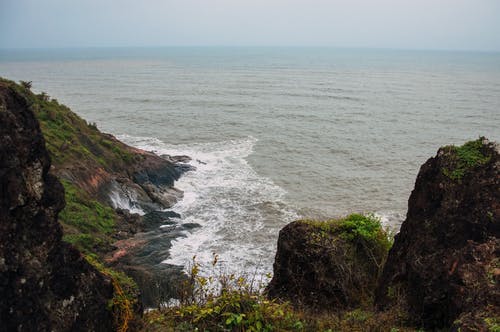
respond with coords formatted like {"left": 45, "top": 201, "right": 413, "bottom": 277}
{"left": 118, "top": 135, "right": 299, "bottom": 277}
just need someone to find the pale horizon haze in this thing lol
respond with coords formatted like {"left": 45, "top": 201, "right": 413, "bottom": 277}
{"left": 1, "top": 0, "right": 500, "bottom": 51}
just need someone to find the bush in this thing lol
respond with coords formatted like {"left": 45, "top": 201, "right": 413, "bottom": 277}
{"left": 145, "top": 255, "right": 306, "bottom": 331}
{"left": 442, "top": 138, "right": 491, "bottom": 181}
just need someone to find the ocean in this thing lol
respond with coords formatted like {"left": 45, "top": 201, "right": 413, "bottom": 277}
{"left": 1, "top": 47, "right": 499, "bottom": 276}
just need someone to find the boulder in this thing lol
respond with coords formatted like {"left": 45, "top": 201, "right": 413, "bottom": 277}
{"left": 267, "top": 214, "right": 391, "bottom": 311}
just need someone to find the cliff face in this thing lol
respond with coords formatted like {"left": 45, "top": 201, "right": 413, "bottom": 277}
{"left": 376, "top": 138, "right": 499, "bottom": 329}
{"left": 0, "top": 82, "right": 114, "bottom": 330}
{"left": 0, "top": 78, "right": 197, "bottom": 313}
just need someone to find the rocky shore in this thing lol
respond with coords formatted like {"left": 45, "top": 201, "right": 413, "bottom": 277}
{"left": 1, "top": 76, "right": 498, "bottom": 331}
{"left": 0, "top": 78, "right": 194, "bottom": 329}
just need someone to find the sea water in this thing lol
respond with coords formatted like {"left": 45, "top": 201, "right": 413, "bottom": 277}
{"left": 1, "top": 47, "right": 499, "bottom": 275}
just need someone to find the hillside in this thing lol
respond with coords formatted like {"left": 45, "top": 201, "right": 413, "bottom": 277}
{"left": 0, "top": 78, "right": 190, "bottom": 329}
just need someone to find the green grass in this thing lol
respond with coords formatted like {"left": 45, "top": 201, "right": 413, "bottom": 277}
{"left": 59, "top": 180, "right": 117, "bottom": 253}
{"left": 0, "top": 77, "right": 136, "bottom": 169}
{"left": 442, "top": 138, "right": 491, "bottom": 181}
{"left": 301, "top": 213, "right": 393, "bottom": 252}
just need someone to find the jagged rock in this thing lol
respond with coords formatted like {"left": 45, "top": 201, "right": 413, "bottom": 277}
{"left": 267, "top": 215, "right": 391, "bottom": 311}
{"left": 376, "top": 138, "right": 500, "bottom": 329}
{"left": 0, "top": 82, "right": 114, "bottom": 331}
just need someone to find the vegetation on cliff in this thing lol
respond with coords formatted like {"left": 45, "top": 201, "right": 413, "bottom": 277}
{"left": 0, "top": 80, "right": 116, "bottom": 331}
{"left": 143, "top": 255, "right": 418, "bottom": 332}
{"left": 0, "top": 78, "right": 146, "bottom": 330}
{"left": 442, "top": 137, "right": 492, "bottom": 181}
{"left": 377, "top": 138, "right": 499, "bottom": 330}
{"left": 0, "top": 78, "right": 125, "bottom": 253}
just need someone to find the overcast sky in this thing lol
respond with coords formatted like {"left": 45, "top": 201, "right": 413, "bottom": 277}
{"left": 1, "top": 0, "right": 499, "bottom": 51}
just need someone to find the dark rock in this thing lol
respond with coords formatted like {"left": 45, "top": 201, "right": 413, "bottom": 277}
{"left": 174, "top": 163, "right": 196, "bottom": 177}
{"left": 113, "top": 208, "right": 144, "bottom": 239}
{"left": 133, "top": 162, "right": 178, "bottom": 188}
{"left": 0, "top": 82, "right": 114, "bottom": 331}
{"left": 181, "top": 223, "right": 201, "bottom": 230}
{"left": 267, "top": 216, "right": 390, "bottom": 311}
{"left": 143, "top": 210, "right": 180, "bottom": 224}
{"left": 161, "top": 155, "right": 192, "bottom": 164}
{"left": 376, "top": 138, "right": 500, "bottom": 329}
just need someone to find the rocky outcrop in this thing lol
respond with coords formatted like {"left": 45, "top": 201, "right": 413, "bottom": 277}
{"left": 376, "top": 138, "right": 499, "bottom": 330}
{"left": 267, "top": 214, "right": 391, "bottom": 311}
{"left": 0, "top": 82, "right": 114, "bottom": 330}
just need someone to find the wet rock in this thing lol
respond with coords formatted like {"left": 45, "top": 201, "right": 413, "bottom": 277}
{"left": 0, "top": 82, "right": 114, "bottom": 331}
{"left": 174, "top": 163, "right": 196, "bottom": 177}
{"left": 376, "top": 138, "right": 500, "bottom": 329}
{"left": 161, "top": 155, "right": 192, "bottom": 164}
{"left": 139, "top": 184, "right": 183, "bottom": 209}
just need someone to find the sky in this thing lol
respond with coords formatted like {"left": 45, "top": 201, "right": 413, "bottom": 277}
{"left": 1, "top": 0, "right": 500, "bottom": 51}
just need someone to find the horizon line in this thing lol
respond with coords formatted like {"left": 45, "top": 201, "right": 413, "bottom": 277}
{"left": 1, "top": 45, "right": 499, "bottom": 54}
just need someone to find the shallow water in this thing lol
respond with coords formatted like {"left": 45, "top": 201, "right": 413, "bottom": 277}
{"left": 2, "top": 47, "right": 499, "bottom": 275}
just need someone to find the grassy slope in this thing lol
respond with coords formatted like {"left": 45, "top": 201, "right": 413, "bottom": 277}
{"left": 1, "top": 78, "right": 139, "bottom": 331}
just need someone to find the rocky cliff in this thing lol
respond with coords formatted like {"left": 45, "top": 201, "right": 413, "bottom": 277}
{"left": 376, "top": 138, "right": 499, "bottom": 330}
{"left": 0, "top": 78, "right": 195, "bottom": 310}
{"left": 267, "top": 138, "right": 499, "bottom": 330}
{"left": 0, "top": 81, "right": 115, "bottom": 331}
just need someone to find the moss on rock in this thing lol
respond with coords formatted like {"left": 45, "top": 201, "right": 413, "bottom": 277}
{"left": 267, "top": 214, "right": 392, "bottom": 311}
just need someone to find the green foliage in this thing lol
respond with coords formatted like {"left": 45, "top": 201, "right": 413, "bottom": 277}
{"left": 85, "top": 255, "right": 139, "bottom": 332}
{"left": 301, "top": 213, "right": 393, "bottom": 261}
{"left": 59, "top": 180, "right": 116, "bottom": 253}
{"left": 19, "top": 80, "right": 32, "bottom": 90}
{"left": 485, "top": 317, "right": 500, "bottom": 332}
{"left": 143, "top": 256, "right": 420, "bottom": 332}
{"left": 1, "top": 77, "right": 136, "bottom": 168}
{"left": 442, "top": 138, "right": 491, "bottom": 181}
{"left": 145, "top": 256, "right": 305, "bottom": 332}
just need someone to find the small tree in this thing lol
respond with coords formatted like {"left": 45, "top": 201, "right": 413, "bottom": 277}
{"left": 39, "top": 92, "right": 49, "bottom": 101}
{"left": 20, "top": 80, "right": 32, "bottom": 90}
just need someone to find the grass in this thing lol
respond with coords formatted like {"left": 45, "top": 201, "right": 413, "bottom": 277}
{"left": 59, "top": 180, "right": 117, "bottom": 253}
{"left": 301, "top": 213, "right": 393, "bottom": 264}
{"left": 0, "top": 77, "right": 136, "bottom": 169}
{"left": 442, "top": 138, "right": 491, "bottom": 181}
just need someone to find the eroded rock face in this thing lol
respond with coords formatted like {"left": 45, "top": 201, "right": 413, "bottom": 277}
{"left": 0, "top": 83, "right": 114, "bottom": 331}
{"left": 376, "top": 139, "right": 500, "bottom": 329}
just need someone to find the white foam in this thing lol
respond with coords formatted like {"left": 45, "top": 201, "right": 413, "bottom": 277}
{"left": 374, "top": 210, "right": 405, "bottom": 232}
{"left": 108, "top": 181, "right": 145, "bottom": 215}
{"left": 118, "top": 135, "right": 299, "bottom": 277}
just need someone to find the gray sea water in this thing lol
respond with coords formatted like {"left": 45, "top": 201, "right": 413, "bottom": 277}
{"left": 1, "top": 47, "right": 499, "bottom": 275}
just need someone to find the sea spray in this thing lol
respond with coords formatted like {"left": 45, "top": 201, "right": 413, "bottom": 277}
{"left": 118, "top": 135, "right": 299, "bottom": 277}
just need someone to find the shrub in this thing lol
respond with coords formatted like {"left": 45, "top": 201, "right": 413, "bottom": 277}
{"left": 442, "top": 138, "right": 491, "bottom": 181}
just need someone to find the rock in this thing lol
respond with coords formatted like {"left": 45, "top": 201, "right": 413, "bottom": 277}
{"left": 0, "top": 82, "right": 114, "bottom": 331}
{"left": 161, "top": 155, "right": 192, "bottom": 164}
{"left": 174, "top": 163, "right": 196, "bottom": 177}
{"left": 140, "top": 184, "right": 183, "bottom": 209}
{"left": 376, "top": 138, "right": 500, "bottom": 329}
{"left": 267, "top": 214, "right": 391, "bottom": 311}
